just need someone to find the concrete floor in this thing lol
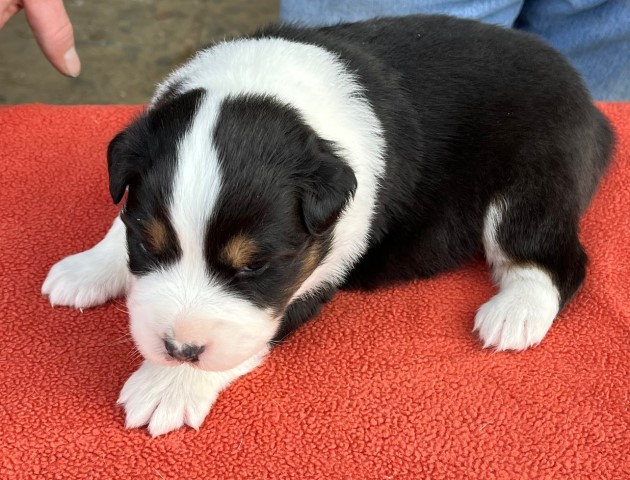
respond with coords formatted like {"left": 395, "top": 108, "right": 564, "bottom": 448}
{"left": 0, "top": 0, "right": 279, "bottom": 104}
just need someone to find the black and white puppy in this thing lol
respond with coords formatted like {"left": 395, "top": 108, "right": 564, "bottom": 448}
{"left": 42, "top": 15, "right": 613, "bottom": 436}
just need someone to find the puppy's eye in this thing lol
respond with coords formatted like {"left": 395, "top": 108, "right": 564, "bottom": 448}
{"left": 238, "top": 262, "right": 267, "bottom": 275}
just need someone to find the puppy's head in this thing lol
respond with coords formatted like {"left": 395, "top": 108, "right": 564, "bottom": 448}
{"left": 108, "top": 89, "right": 356, "bottom": 371}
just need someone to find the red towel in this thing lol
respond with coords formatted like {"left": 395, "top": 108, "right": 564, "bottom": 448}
{"left": 0, "top": 104, "right": 628, "bottom": 479}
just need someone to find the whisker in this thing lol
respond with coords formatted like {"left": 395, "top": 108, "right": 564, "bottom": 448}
{"left": 110, "top": 300, "right": 129, "bottom": 314}
{"left": 106, "top": 336, "right": 134, "bottom": 347}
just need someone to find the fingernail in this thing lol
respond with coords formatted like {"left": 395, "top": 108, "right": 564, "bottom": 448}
{"left": 64, "top": 47, "right": 81, "bottom": 77}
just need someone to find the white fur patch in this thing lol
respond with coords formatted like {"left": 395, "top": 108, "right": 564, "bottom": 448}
{"left": 42, "top": 216, "right": 129, "bottom": 309}
{"left": 118, "top": 347, "right": 267, "bottom": 437}
{"left": 474, "top": 201, "right": 560, "bottom": 350}
{"left": 153, "top": 37, "right": 386, "bottom": 299}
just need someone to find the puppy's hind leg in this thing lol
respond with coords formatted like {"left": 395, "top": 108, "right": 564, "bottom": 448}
{"left": 42, "top": 215, "right": 129, "bottom": 309}
{"left": 474, "top": 197, "right": 586, "bottom": 351}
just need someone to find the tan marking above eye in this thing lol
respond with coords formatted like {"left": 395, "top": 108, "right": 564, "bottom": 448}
{"left": 222, "top": 235, "right": 258, "bottom": 269}
{"left": 145, "top": 219, "right": 168, "bottom": 252}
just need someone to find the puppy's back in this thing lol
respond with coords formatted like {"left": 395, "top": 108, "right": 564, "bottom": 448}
{"left": 258, "top": 15, "right": 613, "bottom": 211}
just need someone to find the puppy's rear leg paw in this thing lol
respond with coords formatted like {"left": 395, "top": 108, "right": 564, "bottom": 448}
{"left": 473, "top": 281, "right": 559, "bottom": 351}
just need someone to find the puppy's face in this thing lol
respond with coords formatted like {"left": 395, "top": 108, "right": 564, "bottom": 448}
{"left": 108, "top": 90, "right": 356, "bottom": 371}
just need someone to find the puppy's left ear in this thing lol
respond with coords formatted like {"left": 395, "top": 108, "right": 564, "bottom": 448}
{"left": 301, "top": 138, "right": 357, "bottom": 235}
{"left": 107, "top": 126, "right": 147, "bottom": 204}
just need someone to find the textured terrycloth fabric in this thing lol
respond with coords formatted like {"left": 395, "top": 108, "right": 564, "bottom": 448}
{"left": 0, "top": 104, "right": 628, "bottom": 479}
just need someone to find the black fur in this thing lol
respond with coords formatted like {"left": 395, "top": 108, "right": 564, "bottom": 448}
{"left": 109, "top": 15, "right": 614, "bottom": 343}
{"left": 207, "top": 95, "right": 347, "bottom": 313}
{"left": 273, "top": 285, "right": 337, "bottom": 342}
{"left": 254, "top": 15, "right": 613, "bottom": 336}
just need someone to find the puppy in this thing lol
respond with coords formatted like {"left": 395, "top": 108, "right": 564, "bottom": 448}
{"left": 42, "top": 15, "right": 613, "bottom": 436}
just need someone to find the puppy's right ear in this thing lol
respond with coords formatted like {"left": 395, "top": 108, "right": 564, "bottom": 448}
{"left": 107, "top": 128, "right": 147, "bottom": 204}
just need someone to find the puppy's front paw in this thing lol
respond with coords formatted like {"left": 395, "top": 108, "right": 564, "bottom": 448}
{"left": 42, "top": 248, "right": 128, "bottom": 309}
{"left": 118, "top": 361, "right": 223, "bottom": 437}
{"left": 118, "top": 350, "right": 268, "bottom": 436}
{"left": 474, "top": 282, "right": 559, "bottom": 351}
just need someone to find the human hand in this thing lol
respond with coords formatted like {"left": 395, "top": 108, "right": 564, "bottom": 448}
{"left": 0, "top": 0, "right": 80, "bottom": 77}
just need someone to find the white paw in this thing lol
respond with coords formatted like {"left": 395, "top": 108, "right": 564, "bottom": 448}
{"left": 474, "top": 280, "right": 559, "bottom": 351}
{"left": 118, "top": 361, "right": 222, "bottom": 437}
{"left": 42, "top": 217, "right": 128, "bottom": 309}
{"left": 42, "top": 248, "right": 128, "bottom": 309}
{"left": 117, "top": 349, "right": 267, "bottom": 437}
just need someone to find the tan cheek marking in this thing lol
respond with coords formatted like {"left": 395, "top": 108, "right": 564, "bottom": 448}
{"left": 295, "top": 242, "right": 322, "bottom": 289}
{"left": 222, "top": 235, "right": 258, "bottom": 269}
{"left": 146, "top": 219, "right": 167, "bottom": 252}
{"left": 278, "top": 243, "right": 325, "bottom": 314}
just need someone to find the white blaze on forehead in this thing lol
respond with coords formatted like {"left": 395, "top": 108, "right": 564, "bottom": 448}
{"left": 169, "top": 97, "right": 222, "bottom": 265}
{"left": 153, "top": 37, "right": 386, "bottom": 299}
{"left": 151, "top": 96, "right": 242, "bottom": 320}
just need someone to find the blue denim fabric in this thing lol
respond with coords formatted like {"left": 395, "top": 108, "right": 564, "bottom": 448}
{"left": 280, "top": 0, "right": 630, "bottom": 100}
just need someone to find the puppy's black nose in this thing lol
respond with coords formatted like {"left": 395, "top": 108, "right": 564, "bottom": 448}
{"left": 164, "top": 339, "right": 205, "bottom": 362}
